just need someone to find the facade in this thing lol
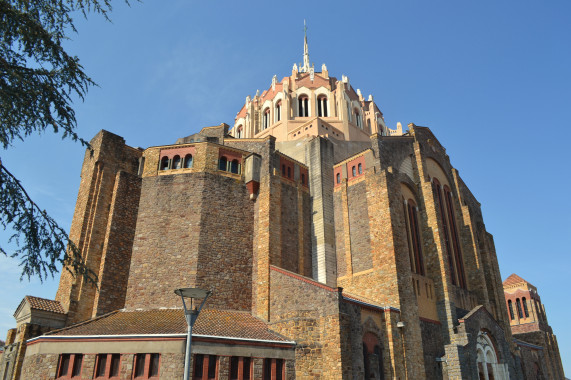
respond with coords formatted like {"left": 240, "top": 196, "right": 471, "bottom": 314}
{"left": 503, "top": 274, "right": 565, "bottom": 379}
{"left": 0, "top": 35, "right": 566, "bottom": 380}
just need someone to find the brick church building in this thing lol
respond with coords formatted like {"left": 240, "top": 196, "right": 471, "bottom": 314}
{"left": 0, "top": 34, "right": 565, "bottom": 379}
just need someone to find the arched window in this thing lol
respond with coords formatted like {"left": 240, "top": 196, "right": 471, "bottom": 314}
{"left": 219, "top": 156, "right": 228, "bottom": 171}
{"left": 522, "top": 297, "right": 529, "bottom": 318}
{"left": 172, "top": 155, "right": 181, "bottom": 169}
{"left": 516, "top": 298, "right": 523, "bottom": 318}
{"left": 282, "top": 165, "right": 286, "bottom": 176}
{"left": 352, "top": 166, "right": 356, "bottom": 177}
{"left": 336, "top": 173, "right": 341, "bottom": 184}
{"left": 287, "top": 167, "right": 291, "bottom": 178}
{"left": 367, "top": 119, "right": 371, "bottom": 132}
{"left": 433, "top": 180, "right": 467, "bottom": 288}
{"left": 317, "top": 96, "right": 328, "bottom": 117}
{"left": 508, "top": 300, "right": 515, "bottom": 320}
{"left": 236, "top": 126, "right": 243, "bottom": 139}
{"left": 301, "top": 173, "right": 306, "bottom": 185}
{"left": 298, "top": 95, "right": 309, "bottom": 117}
{"left": 263, "top": 108, "right": 270, "bottom": 130}
{"left": 184, "top": 154, "right": 193, "bottom": 168}
{"left": 160, "top": 156, "right": 169, "bottom": 171}
{"left": 404, "top": 199, "right": 425, "bottom": 276}
{"left": 230, "top": 159, "right": 240, "bottom": 174}
{"left": 354, "top": 109, "right": 362, "bottom": 128}
{"left": 346, "top": 101, "right": 351, "bottom": 121}
{"left": 275, "top": 101, "right": 282, "bottom": 122}
{"left": 358, "top": 163, "right": 363, "bottom": 175}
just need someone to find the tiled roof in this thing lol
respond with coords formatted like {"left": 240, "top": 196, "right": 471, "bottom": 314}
{"left": 503, "top": 274, "right": 527, "bottom": 287}
{"left": 25, "top": 296, "right": 65, "bottom": 314}
{"left": 47, "top": 309, "right": 292, "bottom": 343}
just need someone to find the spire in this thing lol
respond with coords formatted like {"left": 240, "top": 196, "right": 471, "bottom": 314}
{"left": 302, "top": 20, "right": 310, "bottom": 73}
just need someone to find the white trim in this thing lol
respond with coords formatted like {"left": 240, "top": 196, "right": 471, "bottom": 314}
{"left": 27, "top": 334, "right": 296, "bottom": 345}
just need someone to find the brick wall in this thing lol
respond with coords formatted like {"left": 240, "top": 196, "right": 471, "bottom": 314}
{"left": 124, "top": 171, "right": 253, "bottom": 311}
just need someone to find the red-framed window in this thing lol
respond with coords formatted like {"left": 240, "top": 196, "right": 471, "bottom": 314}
{"left": 229, "top": 356, "right": 252, "bottom": 380}
{"left": 57, "top": 354, "right": 83, "bottom": 379}
{"left": 95, "top": 354, "right": 121, "bottom": 379}
{"left": 133, "top": 353, "right": 160, "bottom": 379}
{"left": 193, "top": 354, "right": 218, "bottom": 380}
{"left": 262, "top": 358, "right": 284, "bottom": 380}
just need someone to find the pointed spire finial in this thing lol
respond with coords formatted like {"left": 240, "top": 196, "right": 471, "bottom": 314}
{"left": 302, "top": 20, "right": 310, "bottom": 73}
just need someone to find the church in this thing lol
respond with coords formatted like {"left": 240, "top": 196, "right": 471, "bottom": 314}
{"left": 0, "top": 33, "right": 565, "bottom": 380}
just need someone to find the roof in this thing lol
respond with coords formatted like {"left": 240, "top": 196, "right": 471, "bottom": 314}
{"left": 503, "top": 273, "right": 528, "bottom": 287}
{"left": 46, "top": 309, "right": 292, "bottom": 343}
{"left": 24, "top": 296, "right": 65, "bottom": 314}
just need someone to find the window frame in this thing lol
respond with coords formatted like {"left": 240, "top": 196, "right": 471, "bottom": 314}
{"left": 56, "top": 354, "right": 83, "bottom": 379}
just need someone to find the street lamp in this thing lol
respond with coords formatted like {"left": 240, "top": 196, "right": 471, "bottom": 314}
{"left": 174, "top": 288, "right": 211, "bottom": 380}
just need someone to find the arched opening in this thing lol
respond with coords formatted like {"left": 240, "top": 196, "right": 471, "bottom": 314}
{"left": 476, "top": 331, "right": 501, "bottom": 380}
{"left": 522, "top": 297, "right": 529, "bottom": 318}
{"left": 282, "top": 164, "right": 286, "bottom": 176}
{"left": 358, "top": 163, "right": 363, "bottom": 175}
{"left": 236, "top": 125, "right": 243, "bottom": 139}
{"left": 298, "top": 95, "right": 309, "bottom": 117}
{"left": 184, "top": 154, "right": 193, "bottom": 168}
{"left": 352, "top": 166, "right": 356, "bottom": 177}
{"left": 516, "top": 298, "right": 523, "bottom": 318}
{"left": 336, "top": 173, "right": 341, "bottom": 184}
{"left": 263, "top": 108, "right": 270, "bottom": 130}
{"left": 301, "top": 173, "right": 306, "bottom": 185}
{"left": 219, "top": 156, "right": 228, "bottom": 171}
{"left": 317, "top": 96, "right": 328, "bottom": 117}
{"left": 172, "top": 155, "right": 181, "bottom": 169}
{"left": 287, "top": 166, "right": 291, "bottom": 178}
{"left": 160, "top": 156, "right": 169, "bottom": 171}
{"left": 354, "top": 109, "right": 362, "bottom": 128}
{"left": 230, "top": 159, "right": 240, "bottom": 174}
{"left": 508, "top": 300, "right": 514, "bottom": 320}
{"left": 275, "top": 101, "right": 282, "bottom": 122}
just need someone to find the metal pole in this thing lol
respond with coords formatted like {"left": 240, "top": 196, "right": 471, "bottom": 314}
{"left": 184, "top": 321, "right": 193, "bottom": 380}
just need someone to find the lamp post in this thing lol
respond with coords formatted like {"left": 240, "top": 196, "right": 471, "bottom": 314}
{"left": 174, "top": 288, "right": 211, "bottom": 380}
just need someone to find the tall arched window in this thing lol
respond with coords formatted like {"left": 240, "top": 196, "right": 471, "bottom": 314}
{"left": 336, "top": 173, "right": 341, "bottom": 184}
{"left": 230, "top": 159, "right": 240, "bottom": 174}
{"left": 298, "top": 95, "right": 309, "bottom": 117}
{"left": 358, "top": 163, "right": 363, "bottom": 175}
{"left": 184, "top": 154, "right": 193, "bottom": 168}
{"left": 404, "top": 199, "right": 425, "bottom": 275}
{"left": 287, "top": 167, "right": 291, "bottom": 178}
{"left": 354, "top": 109, "right": 362, "bottom": 128}
{"left": 433, "top": 179, "right": 467, "bottom": 288}
{"left": 160, "top": 156, "right": 169, "bottom": 171}
{"left": 236, "top": 126, "right": 243, "bottom": 139}
{"left": 301, "top": 173, "right": 306, "bottom": 185}
{"left": 219, "top": 156, "right": 228, "bottom": 171}
{"left": 363, "top": 344, "right": 370, "bottom": 379}
{"left": 317, "top": 96, "right": 328, "bottom": 117}
{"left": 263, "top": 108, "right": 270, "bottom": 130}
{"left": 522, "top": 297, "right": 529, "bottom": 318}
{"left": 172, "top": 155, "right": 181, "bottom": 169}
{"left": 275, "top": 101, "right": 282, "bottom": 122}
{"left": 282, "top": 165, "right": 286, "bottom": 176}
{"left": 508, "top": 300, "right": 515, "bottom": 320}
{"left": 352, "top": 166, "right": 356, "bottom": 177}
{"left": 516, "top": 298, "right": 523, "bottom": 318}
{"left": 367, "top": 119, "right": 371, "bottom": 132}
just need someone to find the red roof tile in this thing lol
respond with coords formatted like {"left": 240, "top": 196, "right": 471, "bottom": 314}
{"left": 503, "top": 273, "right": 527, "bottom": 286}
{"left": 47, "top": 309, "right": 291, "bottom": 342}
{"left": 25, "top": 296, "right": 65, "bottom": 314}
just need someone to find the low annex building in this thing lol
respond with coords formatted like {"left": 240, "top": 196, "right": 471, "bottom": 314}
{"left": 0, "top": 34, "right": 565, "bottom": 380}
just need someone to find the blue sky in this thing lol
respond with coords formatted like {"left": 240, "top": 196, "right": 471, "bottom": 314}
{"left": 1, "top": 0, "right": 569, "bottom": 374}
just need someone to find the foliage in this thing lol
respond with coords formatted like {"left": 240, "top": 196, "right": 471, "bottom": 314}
{"left": 0, "top": 0, "right": 117, "bottom": 281}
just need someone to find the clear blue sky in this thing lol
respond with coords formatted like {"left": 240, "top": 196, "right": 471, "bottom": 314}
{"left": 1, "top": 0, "right": 569, "bottom": 374}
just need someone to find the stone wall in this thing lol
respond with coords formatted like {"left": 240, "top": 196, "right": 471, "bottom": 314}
{"left": 124, "top": 171, "right": 254, "bottom": 311}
